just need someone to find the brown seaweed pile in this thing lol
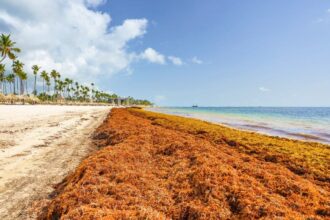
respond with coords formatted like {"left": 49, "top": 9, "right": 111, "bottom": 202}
{"left": 40, "top": 108, "right": 330, "bottom": 219}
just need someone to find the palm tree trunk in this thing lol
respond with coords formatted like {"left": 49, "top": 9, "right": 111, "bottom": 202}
{"left": 34, "top": 75, "right": 37, "bottom": 95}
{"left": 20, "top": 79, "right": 24, "bottom": 95}
{"left": 13, "top": 77, "right": 16, "bottom": 94}
{"left": 16, "top": 77, "right": 19, "bottom": 95}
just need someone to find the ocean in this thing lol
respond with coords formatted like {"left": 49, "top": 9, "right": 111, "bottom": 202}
{"left": 149, "top": 107, "right": 330, "bottom": 144}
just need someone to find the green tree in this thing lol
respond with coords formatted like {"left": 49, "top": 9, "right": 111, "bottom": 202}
{"left": 20, "top": 71, "right": 28, "bottom": 95}
{"left": 40, "top": 70, "right": 48, "bottom": 93}
{"left": 0, "top": 34, "right": 21, "bottom": 63}
{"left": 6, "top": 74, "right": 15, "bottom": 94}
{"left": 32, "top": 65, "right": 40, "bottom": 95}
{"left": 45, "top": 75, "right": 51, "bottom": 95}
{"left": 50, "top": 69, "right": 60, "bottom": 96}
{"left": 12, "top": 60, "right": 24, "bottom": 95}
{"left": 0, "top": 64, "right": 5, "bottom": 94}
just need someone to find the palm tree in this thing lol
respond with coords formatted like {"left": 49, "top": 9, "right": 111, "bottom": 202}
{"left": 0, "top": 64, "right": 5, "bottom": 94}
{"left": 68, "top": 79, "right": 73, "bottom": 98}
{"left": 74, "top": 82, "right": 79, "bottom": 99}
{"left": 90, "top": 83, "right": 95, "bottom": 100}
{"left": 45, "top": 75, "right": 51, "bottom": 95}
{"left": 55, "top": 79, "right": 61, "bottom": 96}
{"left": 12, "top": 60, "right": 24, "bottom": 94}
{"left": 40, "top": 71, "right": 48, "bottom": 93}
{"left": 79, "top": 86, "right": 90, "bottom": 101}
{"left": 71, "top": 87, "right": 76, "bottom": 99}
{"left": 0, "top": 34, "right": 21, "bottom": 63}
{"left": 64, "top": 78, "right": 72, "bottom": 98}
{"left": 6, "top": 74, "right": 15, "bottom": 94}
{"left": 21, "top": 71, "right": 27, "bottom": 95}
{"left": 50, "top": 70, "right": 60, "bottom": 96}
{"left": 32, "top": 65, "right": 40, "bottom": 95}
{"left": 55, "top": 79, "right": 61, "bottom": 97}
{"left": 16, "top": 70, "right": 25, "bottom": 95}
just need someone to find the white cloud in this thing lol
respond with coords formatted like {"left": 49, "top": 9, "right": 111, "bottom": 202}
{"left": 85, "top": 0, "right": 106, "bottom": 7}
{"left": 191, "top": 56, "right": 203, "bottom": 64}
{"left": 327, "top": 9, "right": 330, "bottom": 13}
{"left": 259, "top": 87, "right": 270, "bottom": 92}
{"left": 0, "top": 0, "right": 167, "bottom": 85}
{"left": 140, "top": 48, "right": 166, "bottom": 64}
{"left": 168, "top": 56, "right": 183, "bottom": 66}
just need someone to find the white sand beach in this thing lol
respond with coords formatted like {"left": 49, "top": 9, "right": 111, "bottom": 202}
{"left": 0, "top": 105, "right": 111, "bottom": 219}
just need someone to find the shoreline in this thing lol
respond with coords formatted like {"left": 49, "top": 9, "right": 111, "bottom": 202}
{"left": 148, "top": 107, "right": 330, "bottom": 145}
{"left": 39, "top": 108, "right": 330, "bottom": 219}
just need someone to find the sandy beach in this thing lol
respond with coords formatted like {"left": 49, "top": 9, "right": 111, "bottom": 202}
{"left": 0, "top": 105, "right": 111, "bottom": 219}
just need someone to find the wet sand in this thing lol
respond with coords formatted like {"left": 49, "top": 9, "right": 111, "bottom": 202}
{"left": 0, "top": 105, "right": 111, "bottom": 219}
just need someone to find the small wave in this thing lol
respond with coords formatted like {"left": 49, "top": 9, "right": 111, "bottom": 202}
{"left": 223, "top": 123, "right": 330, "bottom": 144}
{"left": 150, "top": 107, "right": 330, "bottom": 144}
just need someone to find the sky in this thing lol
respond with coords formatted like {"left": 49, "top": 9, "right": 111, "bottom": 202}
{"left": 0, "top": 0, "right": 329, "bottom": 106}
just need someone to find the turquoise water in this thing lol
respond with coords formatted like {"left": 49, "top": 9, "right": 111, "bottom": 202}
{"left": 150, "top": 107, "right": 330, "bottom": 144}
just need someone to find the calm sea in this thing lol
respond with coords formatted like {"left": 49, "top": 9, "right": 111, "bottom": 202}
{"left": 149, "top": 107, "right": 330, "bottom": 144}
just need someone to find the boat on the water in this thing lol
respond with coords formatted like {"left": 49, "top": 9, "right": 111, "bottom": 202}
{"left": 192, "top": 105, "right": 198, "bottom": 108}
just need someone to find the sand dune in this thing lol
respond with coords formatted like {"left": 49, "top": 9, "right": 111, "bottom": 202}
{"left": 0, "top": 105, "right": 111, "bottom": 220}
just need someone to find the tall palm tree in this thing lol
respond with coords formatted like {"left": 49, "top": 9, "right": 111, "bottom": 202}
{"left": 32, "top": 65, "right": 40, "bottom": 95}
{"left": 0, "top": 64, "right": 5, "bottom": 94}
{"left": 0, "top": 34, "right": 21, "bottom": 63}
{"left": 55, "top": 79, "right": 61, "bottom": 97}
{"left": 45, "top": 75, "right": 51, "bottom": 95}
{"left": 6, "top": 74, "right": 15, "bottom": 94}
{"left": 21, "top": 71, "right": 27, "bottom": 95}
{"left": 40, "top": 70, "right": 48, "bottom": 93}
{"left": 16, "top": 70, "right": 24, "bottom": 95}
{"left": 50, "top": 70, "right": 60, "bottom": 96}
{"left": 74, "top": 82, "right": 79, "bottom": 99}
{"left": 12, "top": 60, "right": 24, "bottom": 95}
{"left": 71, "top": 87, "right": 76, "bottom": 99}
{"left": 64, "top": 78, "right": 71, "bottom": 98}
{"left": 68, "top": 79, "right": 73, "bottom": 97}
{"left": 90, "top": 83, "right": 95, "bottom": 100}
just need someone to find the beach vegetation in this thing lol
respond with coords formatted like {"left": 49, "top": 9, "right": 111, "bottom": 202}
{"left": 128, "top": 108, "right": 330, "bottom": 185}
{"left": 39, "top": 108, "right": 330, "bottom": 219}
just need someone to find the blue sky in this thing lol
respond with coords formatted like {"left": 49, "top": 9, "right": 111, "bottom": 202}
{"left": 102, "top": 0, "right": 330, "bottom": 106}
{"left": 1, "top": 0, "right": 330, "bottom": 106}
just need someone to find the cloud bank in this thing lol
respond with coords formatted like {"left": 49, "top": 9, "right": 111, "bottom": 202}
{"left": 0, "top": 0, "right": 181, "bottom": 84}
